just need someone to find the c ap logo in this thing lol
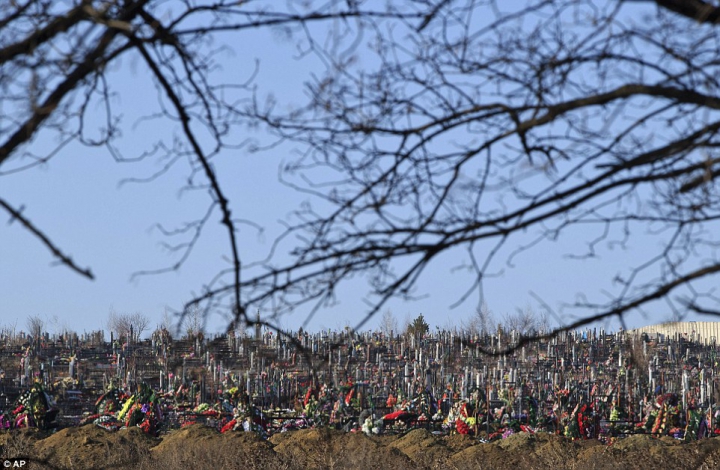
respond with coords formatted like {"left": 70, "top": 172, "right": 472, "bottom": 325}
{"left": 3, "top": 459, "right": 27, "bottom": 468}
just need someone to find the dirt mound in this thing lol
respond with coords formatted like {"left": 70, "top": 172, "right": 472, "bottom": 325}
{"left": 32, "top": 425, "right": 157, "bottom": 469}
{"left": 7, "top": 425, "right": 720, "bottom": 470}
{"left": 151, "top": 423, "right": 222, "bottom": 452}
{"left": 0, "top": 428, "right": 46, "bottom": 462}
{"left": 442, "top": 432, "right": 475, "bottom": 452}
{"left": 448, "top": 433, "right": 720, "bottom": 470}
{"left": 449, "top": 432, "right": 585, "bottom": 470}
{"left": 388, "top": 428, "right": 454, "bottom": 467}
{"left": 271, "top": 428, "right": 413, "bottom": 469}
{"left": 148, "top": 424, "right": 281, "bottom": 470}
{"left": 612, "top": 433, "right": 674, "bottom": 451}
{"left": 576, "top": 435, "right": 720, "bottom": 470}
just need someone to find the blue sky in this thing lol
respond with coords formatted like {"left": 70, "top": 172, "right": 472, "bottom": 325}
{"left": 0, "top": 1, "right": 707, "bottom": 337}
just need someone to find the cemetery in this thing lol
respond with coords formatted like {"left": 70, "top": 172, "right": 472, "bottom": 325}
{"left": 1, "top": 319, "right": 720, "bottom": 441}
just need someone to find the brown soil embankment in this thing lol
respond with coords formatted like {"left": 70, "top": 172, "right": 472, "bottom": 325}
{"left": 3, "top": 426, "right": 720, "bottom": 470}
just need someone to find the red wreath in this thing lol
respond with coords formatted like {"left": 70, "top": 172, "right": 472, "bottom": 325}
{"left": 456, "top": 419, "right": 470, "bottom": 435}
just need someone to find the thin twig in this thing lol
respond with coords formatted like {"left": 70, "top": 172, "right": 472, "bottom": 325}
{"left": 0, "top": 197, "right": 94, "bottom": 279}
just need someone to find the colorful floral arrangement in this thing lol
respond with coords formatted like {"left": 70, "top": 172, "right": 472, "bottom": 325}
{"left": 95, "top": 387, "right": 125, "bottom": 415}
{"left": 455, "top": 418, "right": 470, "bottom": 435}
{"left": 11, "top": 383, "right": 57, "bottom": 429}
{"left": 118, "top": 384, "right": 162, "bottom": 435}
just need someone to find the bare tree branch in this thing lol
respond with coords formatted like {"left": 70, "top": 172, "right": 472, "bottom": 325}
{"left": 651, "top": 0, "right": 720, "bottom": 24}
{"left": 0, "top": 197, "right": 94, "bottom": 279}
